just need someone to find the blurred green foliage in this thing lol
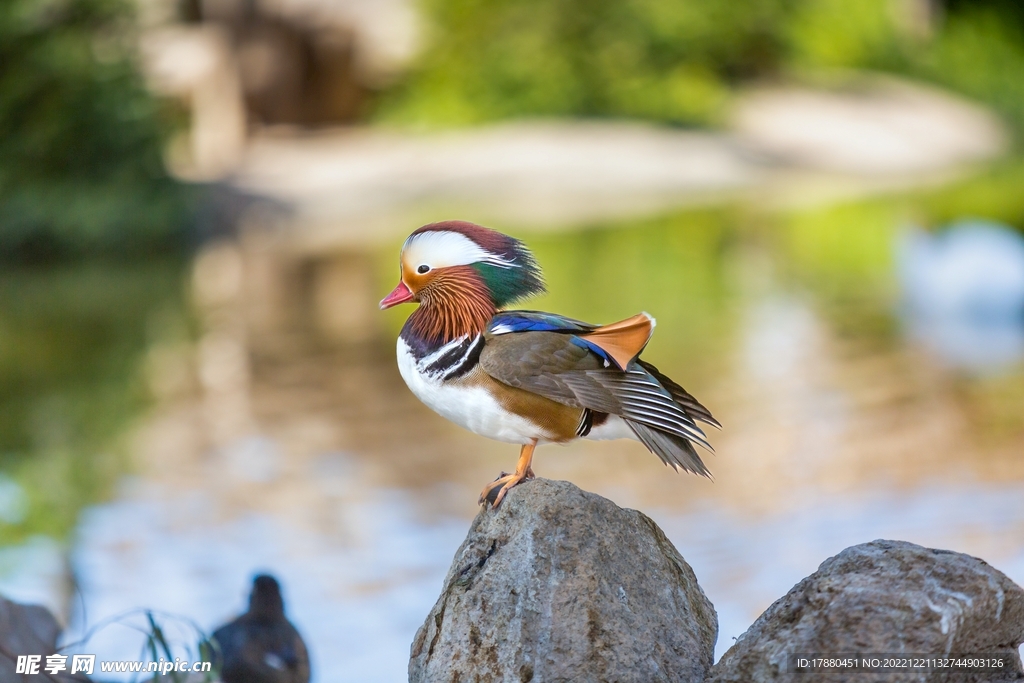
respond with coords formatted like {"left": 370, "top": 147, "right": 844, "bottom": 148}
{"left": 381, "top": 0, "right": 1024, "bottom": 137}
{"left": 914, "top": 157, "right": 1024, "bottom": 228}
{"left": 917, "top": 8, "right": 1024, "bottom": 140}
{"left": 772, "top": 158, "right": 1024, "bottom": 301}
{"left": 526, "top": 208, "right": 739, "bottom": 381}
{"left": 380, "top": 0, "right": 790, "bottom": 127}
{"left": 777, "top": 200, "right": 900, "bottom": 303}
{"left": 0, "top": 261, "right": 188, "bottom": 543}
{"left": 786, "top": 0, "right": 910, "bottom": 69}
{"left": 0, "top": 0, "right": 192, "bottom": 260}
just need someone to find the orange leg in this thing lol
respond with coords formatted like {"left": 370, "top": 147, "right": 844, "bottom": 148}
{"left": 479, "top": 441, "right": 537, "bottom": 508}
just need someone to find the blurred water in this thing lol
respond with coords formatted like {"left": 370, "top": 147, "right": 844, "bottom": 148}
{"left": 898, "top": 220, "right": 1024, "bottom": 370}
{"left": 67, "top": 469, "right": 466, "bottom": 681}
{"left": 0, "top": 536, "right": 66, "bottom": 617}
{"left": 64, "top": 461, "right": 1024, "bottom": 677}
{"left": 7, "top": 206, "right": 1021, "bottom": 680}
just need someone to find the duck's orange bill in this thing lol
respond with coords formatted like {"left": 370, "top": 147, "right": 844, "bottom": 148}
{"left": 380, "top": 281, "right": 414, "bottom": 309}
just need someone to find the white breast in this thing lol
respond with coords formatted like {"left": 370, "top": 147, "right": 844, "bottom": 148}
{"left": 397, "top": 338, "right": 544, "bottom": 444}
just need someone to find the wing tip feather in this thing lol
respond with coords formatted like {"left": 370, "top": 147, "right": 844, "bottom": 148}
{"left": 626, "top": 419, "right": 713, "bottom": 479}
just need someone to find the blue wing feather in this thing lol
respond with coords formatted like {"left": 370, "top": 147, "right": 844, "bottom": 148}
{"left": 488, "top": 310, "right": 619, "bottom": 366}
{"left": 488, "top": 310, "right": 596, "bottom": 334}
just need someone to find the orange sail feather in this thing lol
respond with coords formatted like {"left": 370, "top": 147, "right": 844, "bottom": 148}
{"left": 580, "top": 313, "right": 655, "bottom": 370}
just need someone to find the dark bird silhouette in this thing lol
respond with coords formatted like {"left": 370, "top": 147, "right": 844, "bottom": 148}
{"left": 211, "top": 574, "right": 310, "bottom": 683}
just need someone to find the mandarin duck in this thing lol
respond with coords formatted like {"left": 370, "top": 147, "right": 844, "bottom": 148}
{"left": 380, "top": 221, "right": 719, "bottom": 507}
{"left": 211, "top": 575, "right": 310, "bottom": 683}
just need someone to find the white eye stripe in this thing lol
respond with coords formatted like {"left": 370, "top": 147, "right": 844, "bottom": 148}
{"left": 403, "top": 231, "right": 518, "bottom": 270}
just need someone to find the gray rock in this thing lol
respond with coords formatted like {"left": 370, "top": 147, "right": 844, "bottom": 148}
{"left": 710, "top": 539, "right": 1024, "bottom": 683}
{"left": 0, "top": 594, "right": 88, "bottom": 681}
{"left": 409, "top": 478, "right": 717, "bottom": 683}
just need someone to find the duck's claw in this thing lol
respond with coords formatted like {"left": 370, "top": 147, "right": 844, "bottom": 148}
{"left": 479, "top": 472, "right": 528, "bottom": 507}
{"left": 477, "top": 472, "right": 510, "bottom": 505}
{"left": 478, "top": 440, "right": 537, "bottom": 509}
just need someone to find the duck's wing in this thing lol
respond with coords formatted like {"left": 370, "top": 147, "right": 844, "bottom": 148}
{"left": 481, "top": 311, "right": 715, "bottom": 474}
{"left": 487, "top": 310, "right": 653, "bottom": 370}
{"left": 635, "top": 359, "right": 721, "bottom": 429}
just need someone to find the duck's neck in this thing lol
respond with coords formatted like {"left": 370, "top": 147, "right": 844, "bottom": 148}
{"left": 405, "top": 269, "right": 496, "bottom": 350}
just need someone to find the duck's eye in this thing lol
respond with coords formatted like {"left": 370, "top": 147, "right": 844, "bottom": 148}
{"left": 417, "top": 264, "right": 430, "bottom": 274}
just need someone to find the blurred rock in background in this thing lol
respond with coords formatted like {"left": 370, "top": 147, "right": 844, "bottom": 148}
{"left": 137, "top": 0, "right": 418, "bottom": 178}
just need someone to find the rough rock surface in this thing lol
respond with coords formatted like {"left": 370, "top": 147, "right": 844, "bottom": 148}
{"left": 0, "top": 593, "right": 86, "bottom": 681}
{"left": 710, "top": 540, "right": 1024, "bottom": 683}
{"left": 409, "top": 478, "right": 717, "bottom": 683}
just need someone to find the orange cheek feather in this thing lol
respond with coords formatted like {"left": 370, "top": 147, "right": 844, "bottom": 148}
{"left": 380, "top": 263, "right": 433, "bottom": 309}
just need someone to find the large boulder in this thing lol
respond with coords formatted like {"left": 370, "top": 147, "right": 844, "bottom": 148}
{"left": 409, "top": 478, "right": 717, "bottom": 683}
{"left": 710, "top": 539, "right": 1024, "bottom": 683}
{"left": 0, "top": 594, "right": 88, "bottom": 682}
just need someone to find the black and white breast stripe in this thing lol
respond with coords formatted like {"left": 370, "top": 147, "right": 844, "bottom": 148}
{"left": 412, "top": 334, "right": 484, "bottom": 381}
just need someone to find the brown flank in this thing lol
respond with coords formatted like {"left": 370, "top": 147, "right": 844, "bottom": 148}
{"left": 459, "top": 366, "right": 585, "bottom": 443}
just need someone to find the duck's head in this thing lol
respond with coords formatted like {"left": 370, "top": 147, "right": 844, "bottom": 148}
{"left": 380, "top": 221, "right": 545, "bottom": 311}
{"left": 249, "top": 574, "right": 285, "bottom": 618}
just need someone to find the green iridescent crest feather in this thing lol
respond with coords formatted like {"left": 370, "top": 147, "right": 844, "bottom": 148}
{"left": 472, "top": 256, "right": 545, "bottom": 308}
